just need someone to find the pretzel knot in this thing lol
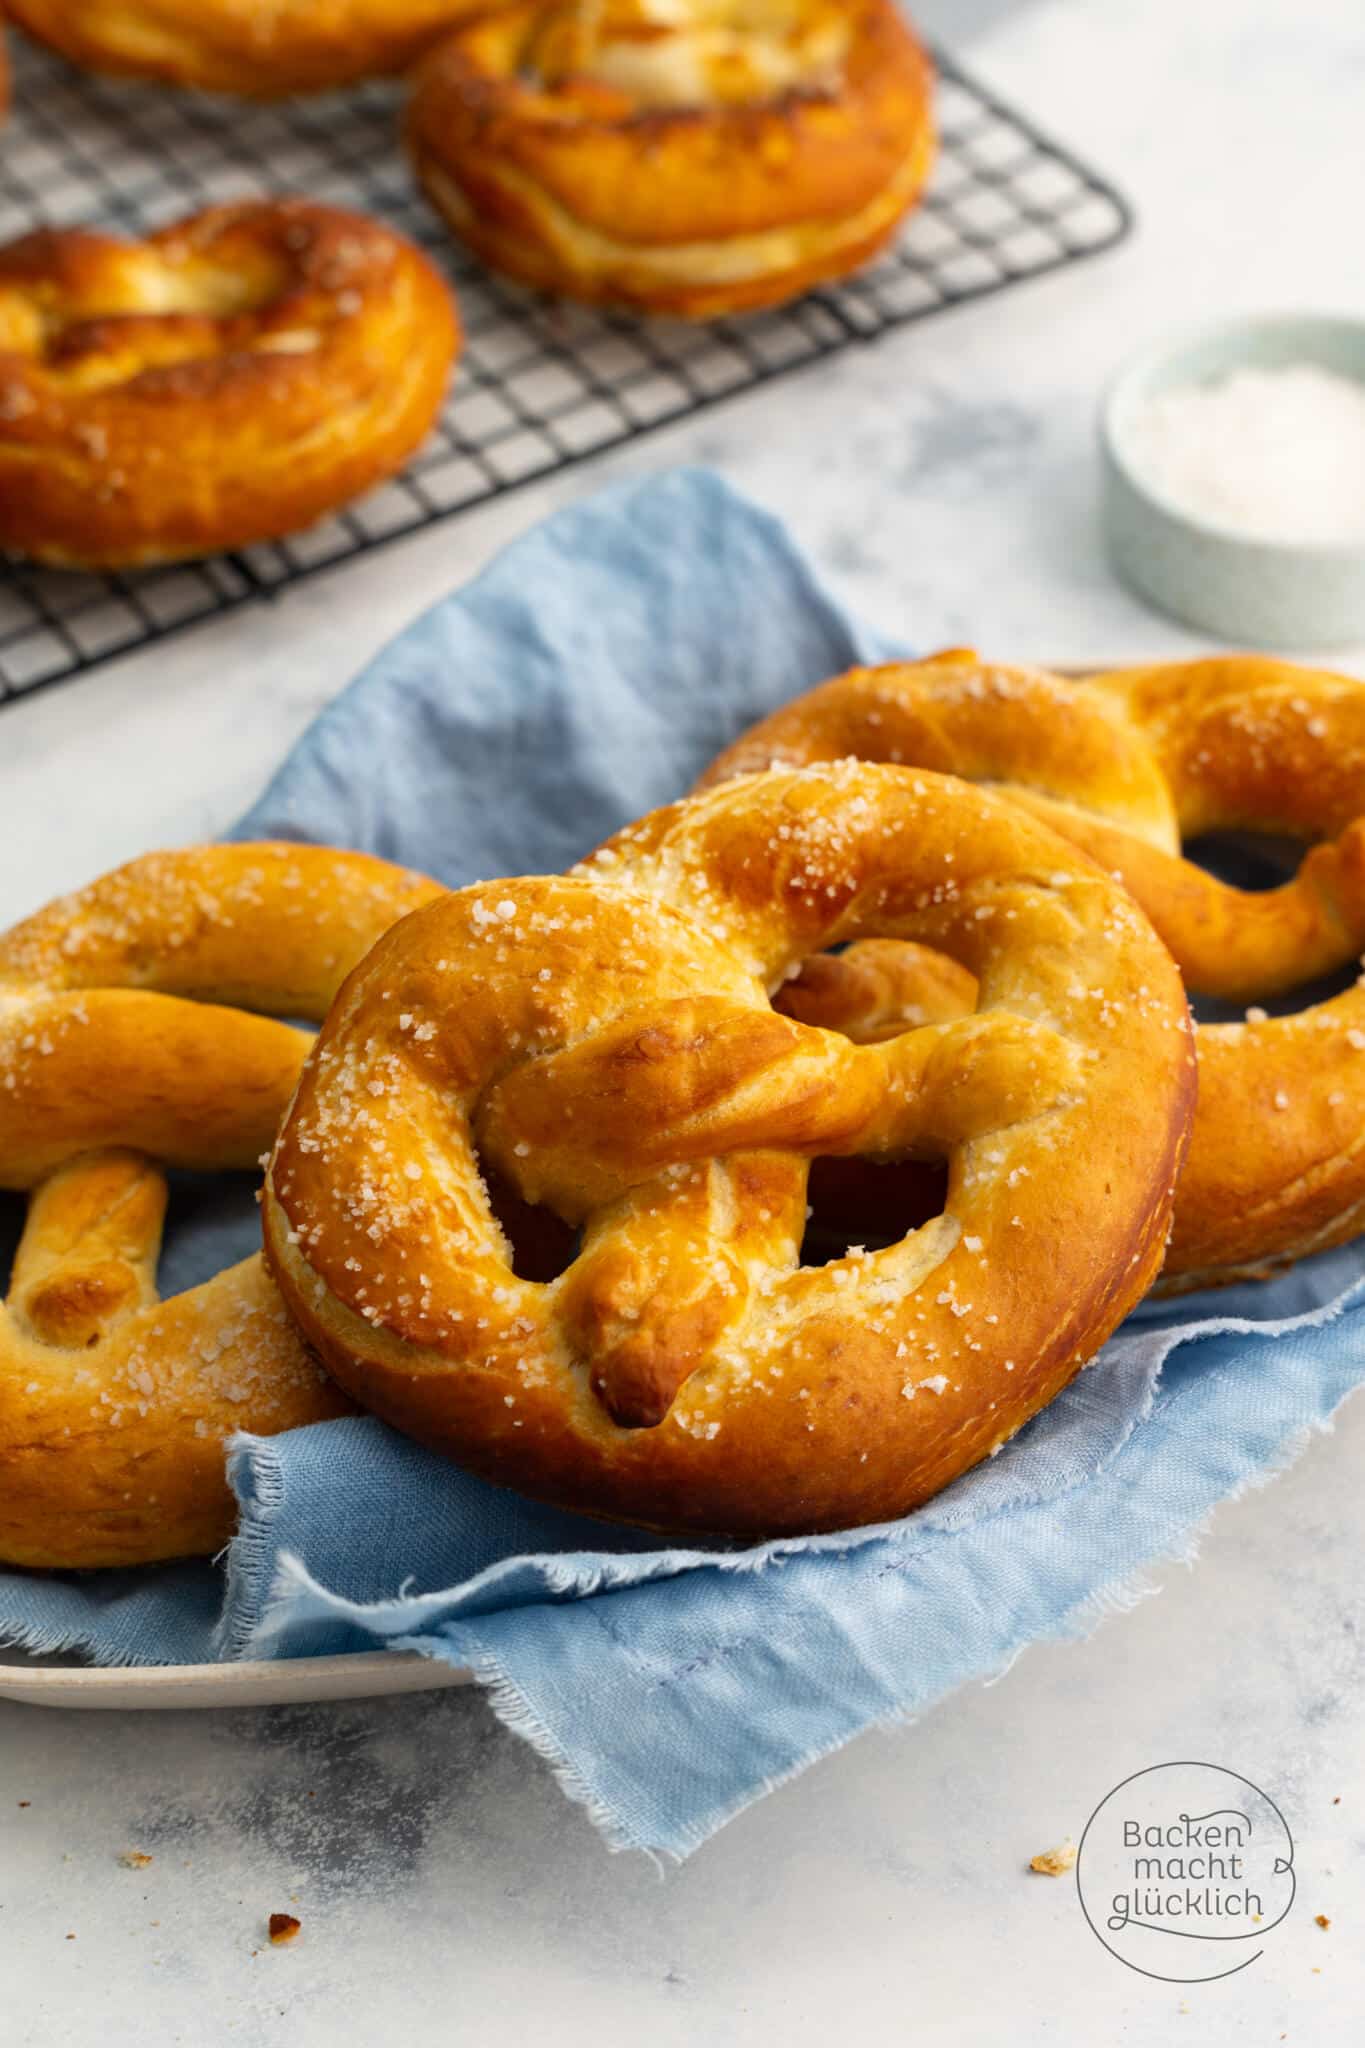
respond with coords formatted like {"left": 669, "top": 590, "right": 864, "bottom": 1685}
{"left": 264, "top": 763, "right": 1194, "bottom": 1537}
{"left": 0, "top": 843, "right": 444, "bottom": 1568}
{"left": 702, "top": 652, "right": 1365, "bottom": 1292}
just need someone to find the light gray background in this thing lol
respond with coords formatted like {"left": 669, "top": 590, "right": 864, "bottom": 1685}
{"left": 4, "top": 1, "right": 1363, "bottom": 2040}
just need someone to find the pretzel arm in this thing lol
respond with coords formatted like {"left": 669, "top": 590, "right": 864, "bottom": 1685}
{"left": 775, "top": 939, "right": 977, "bottom": 1038}
{"left": 0, "top": 842, "right": 445, "bottom": 1015}
{"left": 0, "top": 844, "right": 448, "bottom": 1191}
{"left": 1002, "top": 792, "right": 1365, "bottom": 1001}
{"left": 866, "top": 1012, "right": 1082, "bottom": 1152}
{"left": 0, "top": 990, "right": 312, "bottom": 1191}
{"left": 0, "top": 1246, "right": 350, "bottom": 1571}
{"left": 4, "top": 1, "right": 482, "bottom": 98}
{"left": 560, "top": 1151, "right": 809, "bottom": 1427}
{"left": 478, "top": 996, "right": 1078, "bottom": 1215}
{"left": 0, "top": 1141, "right": 349, "bottom": 1572}
{"left": 7, "top": 1151, "right": 165, "bottom": 1348}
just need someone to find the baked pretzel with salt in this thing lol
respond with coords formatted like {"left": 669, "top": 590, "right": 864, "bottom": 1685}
{"left": 0, "top": 844, "right": 443, "bottom": 1568}
{"left": 702, "top": 651, "right": 1365, "bottom": 1290}
{"left": 408, "top": 0, "right": 935, "bottom": 320}
{"left": 263, "top": 762, "right": 1193, "bottom": 1537}
{"left": 0, "top": 199, "right": 458, "bottom": 568}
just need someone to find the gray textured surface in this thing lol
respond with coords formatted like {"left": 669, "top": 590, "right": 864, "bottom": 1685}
{"left": 6, "top": 1420, "right": 1364, "bottom": 2041}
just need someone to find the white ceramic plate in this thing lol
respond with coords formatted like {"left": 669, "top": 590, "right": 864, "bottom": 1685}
{"left": 0, "top": 1649, "right": 472, "bottom": 1711}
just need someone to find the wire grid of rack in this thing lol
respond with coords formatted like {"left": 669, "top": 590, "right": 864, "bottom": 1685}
{"left": 0, "top": 35, "right": 1132, "bottom": 709}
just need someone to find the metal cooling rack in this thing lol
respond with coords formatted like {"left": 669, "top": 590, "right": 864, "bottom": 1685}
{"left": 0, "top": 36, "right": 1132, "bottom": 708}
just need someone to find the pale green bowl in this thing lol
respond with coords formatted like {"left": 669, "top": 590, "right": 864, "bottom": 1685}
{"left": 1100, "top": 312, "right": 1365, "bottom": 647}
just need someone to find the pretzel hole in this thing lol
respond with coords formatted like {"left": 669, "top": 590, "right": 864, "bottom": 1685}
{"left": 481, "top": 1163, "right": 580, "bottom": 1283}
{"left": 0, "top": 1192, "right": 21, "bottom": 1299}
{"left": 1182, "top": 831, "right": 1362, "bottom": 1024}
{"left": 1183, "top": 830, "right": 1299, "bottom": 893}
{"left": 800, "top": 1156, "right": 948, "bottom": 1266}
{"left": 1190, "top": 960, "right": 1362, "bottom": 1026}
{"left": 156, "top": 1169, "right": 263, "bottom": 1296}
{"left": 20, "top": 253, "right": 314, "bottom": 390}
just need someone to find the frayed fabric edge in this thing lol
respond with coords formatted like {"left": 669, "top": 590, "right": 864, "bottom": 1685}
{"left": 238, "top": 1539, "right": 787, "bottom": 1663}
{"left": 382, "top": 1417, "right": 1340, "bottom": 1861}
{"left": 0, "top": 1608, "right": 186, "bottom": 1671}
{"left": 228, "top": 1303, "right": 1347, "bottom": 1666}
{"left": 213, "top": 1435, "right": 289, "bottom": 1661}
{"left": 398, "top": 1633, "right": 673, "bottom": 1867}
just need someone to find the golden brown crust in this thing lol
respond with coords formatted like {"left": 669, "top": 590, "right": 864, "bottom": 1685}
{"left": 0, "top": 199, "right": 459, "bottom": 569}
{"left": 0, "top": 842, "right": 446, "bottom": 1569}
{"left": 702, "top": 651, "right": 1181, "bottom": 849}
{"left": 407, "top": 0, "right": 936, "bottom": 318}
{"left": 0, "top": 840, "right": 446, "bottom": 1186}
{"left": 264, "top": 762, "right": 1193, "bottom": 1538}
{"left": 700, "top": 651, "right": 1365, "bottom": 1290}
{"left": 0, "top": 1160, "right": 351, "bottom": 1572}
{"left": 7, "top": 0, "right": 481, "bottom": 96}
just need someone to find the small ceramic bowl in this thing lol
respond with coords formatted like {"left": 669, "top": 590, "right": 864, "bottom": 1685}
{"left": 1099, "top": 312, "right": 1365, "bottom": 647}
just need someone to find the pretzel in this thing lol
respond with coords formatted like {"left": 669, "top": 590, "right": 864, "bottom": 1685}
{"left": 0, "top": 843, "right": 445, "bottom": 1568}
{"left": 6, "top": 1, "right": 480, "bottom": 96}
{"left": 701, "top": 652, "right": 1365, "bottom": 1291}
{"left": 0, "top": 200, "right": 459, "bottom": 569}
{"left": 263, "top": 762, "right": 1194, "bottom": 1537}
{"left": 407, "top": 0, "right": 935, "bottom": 319}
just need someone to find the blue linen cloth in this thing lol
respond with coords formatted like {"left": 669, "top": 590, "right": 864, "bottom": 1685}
{"left": 4, "top": 468, "right": 1365, "bottom": 1858}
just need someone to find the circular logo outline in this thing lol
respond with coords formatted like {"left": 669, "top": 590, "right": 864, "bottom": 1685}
{"left": 1075, "top": 1761, "right": 1296, "bottom": 1983}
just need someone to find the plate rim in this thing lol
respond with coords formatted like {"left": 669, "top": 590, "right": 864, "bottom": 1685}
{"left": 0, "top": 1646, "right": 473, "bottom": 1709}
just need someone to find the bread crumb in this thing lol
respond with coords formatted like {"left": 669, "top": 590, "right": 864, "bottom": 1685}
{"left": 1315, "top": 1914, "right": 1331, "bottom": 1930}
{"left": 118, "top": 1850, "right": 153, "bottom": 1870}
{"left": 1029, "top": 1840, "right": 1076, "bottom": 1876}
{"left": 268, "top": 1913, "right": 302, "bottom": 1946}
